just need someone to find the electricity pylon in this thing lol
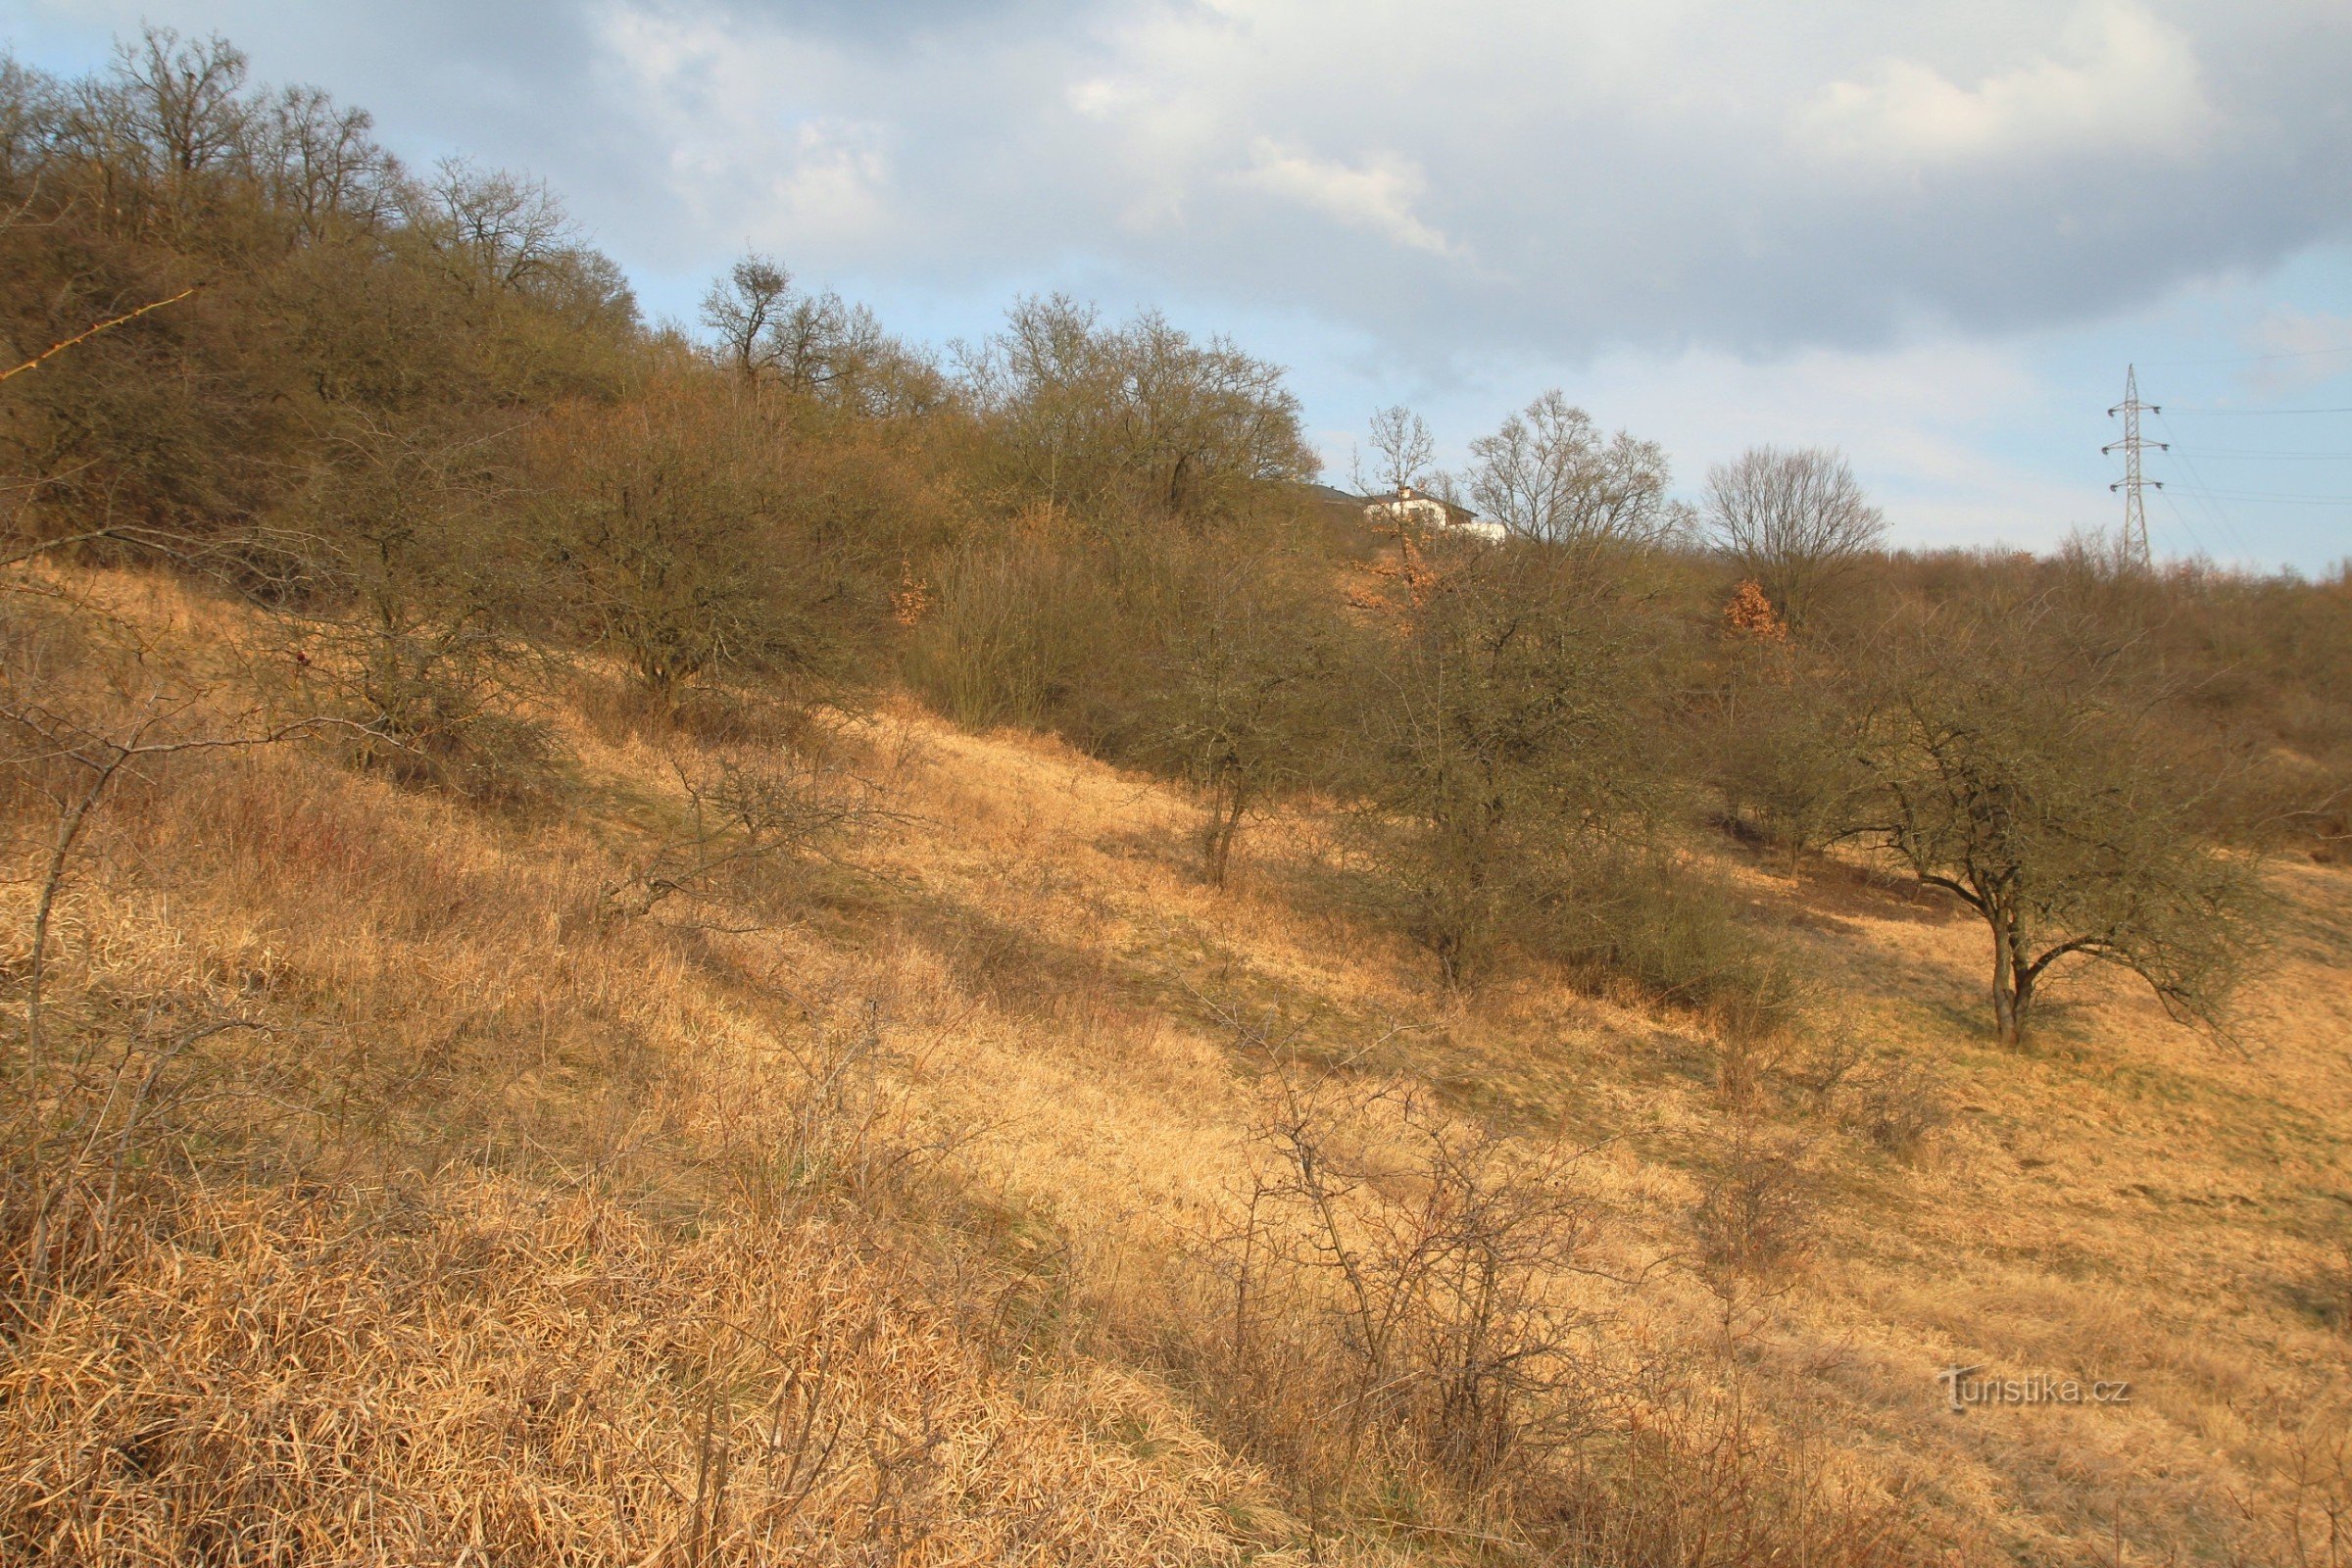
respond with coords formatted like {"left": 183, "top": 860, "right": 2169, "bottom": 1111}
{"left": 2104, "top": 365, "right": 2164, "bottom": 568}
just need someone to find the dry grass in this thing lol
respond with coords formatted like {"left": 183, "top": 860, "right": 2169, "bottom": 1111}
{"left": 3, "top": 566, "right": 2348, "bottom": 1564}
{"left": 0, "top": 1178, "right": 1291, "bottom": 1565}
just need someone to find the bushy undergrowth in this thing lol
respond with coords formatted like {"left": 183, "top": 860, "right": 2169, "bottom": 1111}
{"left": 1542, "top": 846, "right": 1808, "bottom": 1043}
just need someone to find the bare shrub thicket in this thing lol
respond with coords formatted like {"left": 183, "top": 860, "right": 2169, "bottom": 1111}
{"left": 274, "top": 415, "right": 569, "bottom": 799}
{"left": 1690, "top": 1122, "right": 1820, "bottom": 1285}
{"left": 899, "top": 523, "right": 1133, "bottom": 734}
{"left": 1136, "top": 547, "right": 1343, "bottom": 883}
{"left": 1148, "top": 1024, "right": 1924, "bottom": 1567}
{"left": 1839, "top": 1054, "right": 1954, "bottom": 1160}
{"left": 1348, "top": 545, "right": 1656, "bottom": 983}
{"left": 1180, "top": 1037, "right": 1613, "bottom": 1543}
{"left": 1708, "top": 639, "right": 1881, "bottom": 875}
{"left": 528, "top": 379, "right": 888, "bottom": 714}
{"left": 1543, "top": 845, "right": 1810, "bottom": 1050}
{"left": 601, "top": 731, "right": 905, "bottom": 926}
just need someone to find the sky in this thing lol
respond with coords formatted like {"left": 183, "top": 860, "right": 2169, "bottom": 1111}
{"left": 9, "top": 0, "right": 2352, "bottom": 571}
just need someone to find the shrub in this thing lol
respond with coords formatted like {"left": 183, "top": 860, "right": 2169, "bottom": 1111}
{"left": 1707, "top": 644, "right": 1878, "bottom": 875}
{"left": 1348, "top": 545, "right": 1657, "bottom": 982}
{"left": 1541, "top": 846, "right": 1809, "bottom": 1044}
{"left": 898, "top": 525, "right": 1130, "bottom": 733}
{"left": 528, "top": 378, "right": 888, "bottom": 711}
{"left": 1185, "top": 1043, "right": 1607, "bottom": 1536}
{"left": 1692, "top": 1123, "right": 1819, "bottom": 1281}
{"left": 1840, "top": 1054, "right": 1953, "bottom": 1160}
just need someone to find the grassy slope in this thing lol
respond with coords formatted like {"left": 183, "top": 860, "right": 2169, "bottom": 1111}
{"left": 4, "top": 567, "right": 2346, "bottom": 1564}
{"left": 865, "top": 698, "right": 2352, "bottom": 1562}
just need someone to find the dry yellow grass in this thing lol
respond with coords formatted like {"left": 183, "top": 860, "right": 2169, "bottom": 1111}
{"left": 3, "top": 566, "right": 2346, "bottom": 1564}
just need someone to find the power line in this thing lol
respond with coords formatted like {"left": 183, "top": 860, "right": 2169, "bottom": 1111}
{"left": 2152, "top": 409, "right": 2252, "bottom": 561}
{"left": 2166, "top": 449, "right": 2352, "bottom": 460}
{"left": 2164, "top": 405, "right": 2352, "bottom": 416}
{"left": 2104, "top": 365, "right": 2163, "bottom": 567}
{"left": 2157, "top": 487, "right": 2212, "bottom": 561}
{"left": 2176, "top": 491, "right": 2352, "bottom": 506}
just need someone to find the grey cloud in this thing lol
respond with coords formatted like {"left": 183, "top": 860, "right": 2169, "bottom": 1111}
{"left": 23, "top": 0, "right": 2352, "bottom": 365}
{"left": 704, "top": 0, "right": 1114, "bottom": 45}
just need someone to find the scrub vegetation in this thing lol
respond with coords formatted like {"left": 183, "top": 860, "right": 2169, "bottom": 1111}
{"left": 4, "top": 31, "right": 2349, "bottom": 1566}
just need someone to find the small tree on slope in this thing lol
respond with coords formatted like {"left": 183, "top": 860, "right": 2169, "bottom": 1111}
{"left": 1865, "top": 605, "right": 2268, "bottom": 1046}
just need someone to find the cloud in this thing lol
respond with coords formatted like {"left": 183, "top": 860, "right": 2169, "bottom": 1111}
{"left": 555, "top": 0, "right": 2351, "bottom": 360}
{"left": 594, "top": 7, "right": 893, "bottom": 252}
{"left": 1239, "top": 140, "right": 1455, "bottom": 257}
{"left": 1797, "top": 2, "right": 2215, "bottom": 165}
{"left": 23, "top": 0, "right": 2351, "bottom": 365}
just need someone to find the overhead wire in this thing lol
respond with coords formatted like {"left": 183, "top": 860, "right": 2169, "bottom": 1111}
{"left": 2162, "top": 449, "right": 2352, "bottom": 460}
{"left": 2163, "top": 405, "right": 2352, "bottom": 416}
{"left": 2102, "top": 369, "right": 2352, "bottom": 561}
{"left": 2172, "top": 491, "right": 2352, "bottom": 506}
{"left": 2157, "top": 487, "right": 2212, "bottom": 560}
{"left": 2151, "top": 408, "right": 2254, "bottom": 560}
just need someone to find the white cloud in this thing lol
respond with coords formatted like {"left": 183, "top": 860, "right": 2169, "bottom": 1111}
{"left": 1239, "top": 140, "right": 1455, "bottom": 257}
{"left": 1067, "top": 77, "right": 1121, "bottom": 119}
{"left": 591, "top": 6, "right": 894, "bottom": 253}
{"left": 1797, "top": 2, "right": 2216, "bottom": 165}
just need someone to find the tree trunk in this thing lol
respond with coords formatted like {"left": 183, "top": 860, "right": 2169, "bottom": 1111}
{"left": 1203, "top": 792, "right": 1245, "bottom": 887}
{"left": 1988, "top": 906, "right": 2022, "bottom": 1046}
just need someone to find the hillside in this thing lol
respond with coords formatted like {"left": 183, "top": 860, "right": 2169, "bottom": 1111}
{"left": 4, "top": 565, "right": 2346, "bottom": 1566}
{"left": 7, "top": 33, "right": 2352, "bottom": 1563}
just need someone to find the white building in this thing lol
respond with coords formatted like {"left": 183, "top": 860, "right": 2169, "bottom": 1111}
{"left": 1361, "top": 483, "right": 1507, "bottom": 543}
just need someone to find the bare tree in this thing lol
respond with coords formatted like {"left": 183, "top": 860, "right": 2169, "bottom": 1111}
{"left": 530, "top": 379, "right": 876, "bottom": 710}
{"left": 1140, "top": 556, "right": 1334, "bottom": 885}
{"left": 962, "top": 294, "right": 1315, "bottom": 522}
{"left": 1352, "top": 551, "right": 1648, "bottom": 982}
{"left": 771, "top": 290, "right": 886, "bottom": 398}
{"left": 114, "top": 26, "right": 250, "bottom": 187}
{"left": 699, "top": 253, "right": 938, "bottom": 414}
{"left": 1365, "top": 405, "right": 1435, "bottom": 494}
{"left": 700, "top": 253, "right": 793, "bottom": 382}
{"left": 1467, "top": 390, "right": 1680, "bottom": 553}
{"left": 1703, "top": 446, "right": 1885, "bottom": 628}
{"left": 418, "top": 157, "right": 578, "bottom": 294}
{"left": 282, "top": 413, "right": 557, "bottom": 796}
{"left": 249, "top": 83, "right": 398, "bottom": 240}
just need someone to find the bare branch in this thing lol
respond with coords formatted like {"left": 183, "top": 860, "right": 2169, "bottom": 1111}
{"left": 0, "top": 286, "right": 200, "bottom": 385}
